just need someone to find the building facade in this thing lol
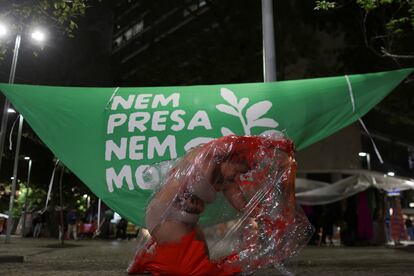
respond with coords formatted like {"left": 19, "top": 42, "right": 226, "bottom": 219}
{"left": 109, "top": 1, "right": 414, "bottom": 222}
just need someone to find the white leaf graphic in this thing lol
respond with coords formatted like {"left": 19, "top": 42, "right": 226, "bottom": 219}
{"left": 260, "top": 129, "right": 282, "bottom": 136}
{"left": 246, "top": 101, "right": 272, "bottom": 125}
{"left": 221, "top": 127, "right": 235, "bottom": 136}
{"left": 220, "top": 88, "right": 238, "bottom": 108}
{"left": 184, "top": 137, "right": 215, "bottom": 151}
{"left": 216, "top": 104, "right": 239, "bottom": 116}
{"left": 250, "top": 118, "right": 279, "bottom": 128}
{"left": 238, "top": 98, "right": 249, "bottom": 110}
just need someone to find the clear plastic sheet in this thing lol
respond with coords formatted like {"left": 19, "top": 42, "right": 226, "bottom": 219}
{"left": 128, "top": 134, "right": 313, "bottom": 275}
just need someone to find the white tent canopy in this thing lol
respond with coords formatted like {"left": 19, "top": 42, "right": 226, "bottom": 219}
{"left": 295, "top": 170, "right": 414, "bottom": 205}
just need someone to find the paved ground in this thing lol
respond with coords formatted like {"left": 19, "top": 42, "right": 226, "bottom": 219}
{"left": 1, "top": 236, "right": 413, "bottom": 275}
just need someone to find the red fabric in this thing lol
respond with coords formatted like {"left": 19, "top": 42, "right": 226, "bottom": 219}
{"left": 390, "top": 198, "right": 408, "bottom": 241}
{"left": 128, "top": 230, "right": 241, "bottom": 276}
{"left": 357, "top": 192, "right": 374, "bottom": 240}
{"left": 79, "top": 223, "right": 96, "bottom": 234}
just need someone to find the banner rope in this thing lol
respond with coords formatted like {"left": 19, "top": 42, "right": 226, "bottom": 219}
{"left": 44, "top": 159, "right": 60, "bottom": 211}
{"left": 105, "top": 87, "right": 120, "bottom": 110}
{"left": 8, "top": 114, "right": 21, "bottom": 150}
{"left": 344, "top": 75, "right": 384, "bottom": 164}
{"left": 358, "top": 118, "right": 384, "bottom": 164}
{"left": 344, "top": 75, "right": 356, "bottom": 112}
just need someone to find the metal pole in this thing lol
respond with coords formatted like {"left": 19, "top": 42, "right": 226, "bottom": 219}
{"left": 21, "top": 159, "right": 32, "bottom": 237}
{"left": 5, "top": 114, "right": 23, "bottom": 243}
{"left": 261, "top": 0, "right": 277, "bottom": 82}
{"left": 97, "top": 198, "right": 101, "bottom": 230}
{"left": 0, "top": 34, "right": 21, "bottom": 175}
{"left": 59, "top": 165, "right": 64, "bottom": 245}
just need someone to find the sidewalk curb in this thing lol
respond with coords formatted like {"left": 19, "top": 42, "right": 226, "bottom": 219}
{"left": 0, "top": 255, "right": 24, "bottom": 263}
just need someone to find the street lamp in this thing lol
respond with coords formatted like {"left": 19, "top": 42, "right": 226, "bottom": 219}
{"left": 83, "top": 194, "right": 91, "bottom": 209}
{"left": 0, "top": 24, "right": 7, "bottom": 36}
{"left": 31, "top": 29, "right": 46, "bottom": 42}
{"left": 2, "top": 22, "right": 46, "bottom": 243}
{"left": 358, "top": 152, "right": 371, "bottom": 170}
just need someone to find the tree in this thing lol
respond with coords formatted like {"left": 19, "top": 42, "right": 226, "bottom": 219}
{"left": 315, "top": 0, "right": 414, "bottom": 62}
{"left": 0, "top": 0, "right": 91, "bottom": 60}
{"left": 13, "top": 182, "right": 47, "bottom": 217}
{"left": 314, "top": 1, "right": 414, "bottom": 130}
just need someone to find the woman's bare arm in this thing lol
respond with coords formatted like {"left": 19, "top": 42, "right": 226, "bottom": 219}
{"left": 223, "top": 183, "right": 246, "bottom": 212}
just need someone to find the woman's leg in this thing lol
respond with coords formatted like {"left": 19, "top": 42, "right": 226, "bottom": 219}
{"left": 73, "top": 224, "right": 78, "bottom": 240}
{"left": 151, "top": 220, "right": 192, "bottom": 243}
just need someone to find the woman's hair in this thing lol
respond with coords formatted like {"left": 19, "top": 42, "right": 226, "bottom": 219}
{"left": 209, "top": 147, "right": 250, "bottom": 186}
{"left": 201, "top": 135, "right": 295, "bottom": 176}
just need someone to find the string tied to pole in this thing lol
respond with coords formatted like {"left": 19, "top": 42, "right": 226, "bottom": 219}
{"left": 344, "top": 75, "right": 384, "bottom": 164}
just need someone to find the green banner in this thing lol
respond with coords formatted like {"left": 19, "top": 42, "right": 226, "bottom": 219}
{"left": 0, "top": 68, "right": 412, "bottom": 226}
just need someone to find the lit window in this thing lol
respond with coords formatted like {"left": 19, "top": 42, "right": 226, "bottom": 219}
{"left": 132, "top": 21, "right": 144, "bottom": 36}
{"left": 114, "top": 36, "right": 123, "bottom": 47}
{"left": 124, "top": 28, "right": 133, "bottom": 40}
{"left": 184, "top": 1, "right": 204, "bottom": 16}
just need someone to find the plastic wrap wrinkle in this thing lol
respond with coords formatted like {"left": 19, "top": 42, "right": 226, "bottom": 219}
{"left": 128, "top": 135, "right": 312, "bottom": 275}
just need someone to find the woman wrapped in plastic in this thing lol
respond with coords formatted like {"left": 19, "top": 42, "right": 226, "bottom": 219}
{"left": 128, "top": 134, "right": 311, "bottom": 275}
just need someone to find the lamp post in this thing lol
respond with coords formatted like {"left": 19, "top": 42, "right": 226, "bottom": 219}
{"left": 5, "top": 112, "right": 23, "bottom": 243}
{"left": 1, "top": 23, "right": 46, "bottom": 243}
{"left": 359, "top": 152, "right": 371, "bottom": 170}
{"left": 0, "top": 31, "right": 21, "bottom": 175}
{"left": 262, "top": 0, "right": 277, "bottom": 82}
{"left": 21, "top": 157, "right": 32, "bottom": 237}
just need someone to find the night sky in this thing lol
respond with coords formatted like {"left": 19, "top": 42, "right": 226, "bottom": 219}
{"left": 0, "top": 3, "right": 113, "bottom": 87}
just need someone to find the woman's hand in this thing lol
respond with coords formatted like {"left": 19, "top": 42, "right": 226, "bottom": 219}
{"left": 175, "top": 194, "right": 205, "bottom": 214}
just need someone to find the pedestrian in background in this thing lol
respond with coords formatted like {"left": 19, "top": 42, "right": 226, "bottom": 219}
{"left": 406, "top": 217, "right": 414, "bottom": 240}
{"left": 66, "top": 207, "right": 79, "bottom": 240}
{"left": 32, "top": 211, "right": 42, "bottom": 238}
{"left": 389, "top": 197, "right": 407, "bottom": 245}
{"left": 116, "top": 218, "right": 128, "bottom": 240}
{"left": 32, "top": 210, "right": 48, "bottom": 238}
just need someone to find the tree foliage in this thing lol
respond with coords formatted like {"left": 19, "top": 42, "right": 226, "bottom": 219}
{"left": 13, "top": 182, "right": 47, "bottom": 216}
{"left": 0, "top": 0, "right": 91, "bottom": 60}
{"left": 315, "top": 0, "right": 414, "bottom": 60}
{"left": 0, "top": 0, "right": 89, "bottom": 35}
